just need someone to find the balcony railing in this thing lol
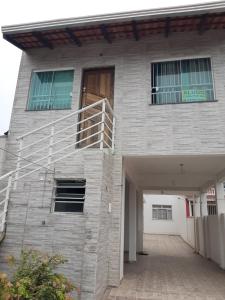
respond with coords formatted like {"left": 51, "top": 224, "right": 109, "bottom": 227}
{"left": 0, "top": 98, "right": 115, "bottom": 234}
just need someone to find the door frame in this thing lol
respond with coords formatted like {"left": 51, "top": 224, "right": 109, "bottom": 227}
{"left": 77, "top": 66, "right": 115, "bottom": 147}
{"left": 79, "top": 66, "right": 115, "bottom": 110}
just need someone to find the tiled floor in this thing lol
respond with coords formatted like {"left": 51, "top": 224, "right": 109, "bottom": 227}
{"left": 107, "top": 234, "right": 225, "bottom": 300}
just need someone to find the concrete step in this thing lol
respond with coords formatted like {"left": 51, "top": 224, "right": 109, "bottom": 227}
{"left": 102, "top": 288, "right": 112, "bottom": 300}
{"left": 107, "top": 289, "right": 167, "bottom": 300}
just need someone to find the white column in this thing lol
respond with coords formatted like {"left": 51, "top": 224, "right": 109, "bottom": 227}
{"left": 200, "top": 192, "right": 208, "bottom": 216}
{"left": 136, "top": 191, "right": 143, "bottom": 253}
{"left": 119, "top": 168, "right": 126, "bottom": 280}
{"left": 215, "top": 181, "right": 225, "bottom": 269}
{"left": 198, "top": 192, "right": 208, "bottom": 257}
{"left": 219, "top": 214, "right": 225, "bottom": 269}
{"left": 215, "top": 181, "right": 225, "bottom": 214}
{"left": 193, "top": 195, "right": 201, "bottom": 252}
{"left": 129, "top": 182, "right": 136, "bottom": 262}
{"left": 194, "top": 196, "right": 201, "bottom": 217}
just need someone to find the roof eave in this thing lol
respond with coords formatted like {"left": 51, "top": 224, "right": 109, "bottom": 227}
{"left": 2, "top": 0, "right": 225, "bottom": 34}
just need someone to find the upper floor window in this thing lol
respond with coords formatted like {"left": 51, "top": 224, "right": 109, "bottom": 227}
{"left": 27, "top": 70, "right": 74, "bottom": 111}
{"left": 151, "top": 58, "right": 214, "bottom": 105}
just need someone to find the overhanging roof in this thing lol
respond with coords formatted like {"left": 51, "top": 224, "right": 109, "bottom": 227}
{"left": 2, "top": 1, "right": 225, "bottom": 50}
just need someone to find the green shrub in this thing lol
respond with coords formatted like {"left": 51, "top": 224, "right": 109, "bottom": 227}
{"left": 0, "top": 272, "right": 11, "bottom": 299}
{"left": 0, "top": 249, "right": 76, "bottom": 300}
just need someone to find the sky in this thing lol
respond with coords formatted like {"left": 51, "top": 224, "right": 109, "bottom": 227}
{"left": 0, "top": 0, "right": 219, "bottom": 135}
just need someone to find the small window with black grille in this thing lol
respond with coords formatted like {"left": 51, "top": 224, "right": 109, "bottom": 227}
{"left": 53, "top": 179, "right": 86, "bottom": 212}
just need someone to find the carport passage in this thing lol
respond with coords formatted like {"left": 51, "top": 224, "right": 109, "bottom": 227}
{"left": 108, "top": 234, "right": 225, "bottom": 300}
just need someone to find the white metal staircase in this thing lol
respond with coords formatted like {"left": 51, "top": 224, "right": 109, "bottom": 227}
{"left": 0, "top": 98, "right": 115, "bottom": 237}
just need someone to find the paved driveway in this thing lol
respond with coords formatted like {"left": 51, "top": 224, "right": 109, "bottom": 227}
{"left": 107, "top": 234, "right": 225, "bottom": 300}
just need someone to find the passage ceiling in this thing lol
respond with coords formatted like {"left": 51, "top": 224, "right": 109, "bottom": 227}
{"left": 124, "top": 155, "right": 225, "bottom": 191}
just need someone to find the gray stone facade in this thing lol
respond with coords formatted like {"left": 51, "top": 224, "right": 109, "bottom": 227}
{"left": 1, "top": 28, "right": 225, "bottom": 299}
{"left": 0, "top": 136, "right": 6, "bottom": 176}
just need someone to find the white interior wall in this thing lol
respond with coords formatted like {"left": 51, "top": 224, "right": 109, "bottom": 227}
{"left": 185, "top": 218, "right": 195, "bottom": 248}
{"left": 197, "top": 217, "right": 205, "bottom": 256}
{"left": 195, "top": 214, "right": 225, "bottom": 270}
{"left": 207, "top": 215, "right": 221, "bottom": 265}
{"left": 124, "top": 179, "right": 129, "bottom": 252}
{"left": 143, "top": 195, "right": 187, "bottom": 237}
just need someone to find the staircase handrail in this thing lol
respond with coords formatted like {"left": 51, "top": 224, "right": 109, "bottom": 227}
{"left": 17, "top": 98, "right": 114, "bottom": 140}
{"left": 0, "top": 98, "right": 115, "bottom": 234}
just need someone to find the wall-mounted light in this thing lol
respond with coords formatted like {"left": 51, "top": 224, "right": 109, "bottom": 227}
{"left": 39, "top": 175, "right": 44, "bottom": 181}
{"left": 180, "top": 163, "right": 184, "bottom": 174}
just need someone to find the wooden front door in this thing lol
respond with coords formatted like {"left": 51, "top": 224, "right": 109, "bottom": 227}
{"left": 79, "top": 68, "right": 114, "bottom": 147}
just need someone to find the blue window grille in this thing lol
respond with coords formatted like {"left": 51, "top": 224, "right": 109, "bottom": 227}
{"left": 27, "top": 70, "right": 74, "bottom": 110}
{"left": 151, "top": 58, "right": 214, "bottom": 104}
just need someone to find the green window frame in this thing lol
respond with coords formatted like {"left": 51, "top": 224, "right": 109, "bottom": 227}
{"left": 151, "top": 58, "right": 215, "bottom": 104}
{"left": 27, "top": 70, "right": 74, "bottom": 111}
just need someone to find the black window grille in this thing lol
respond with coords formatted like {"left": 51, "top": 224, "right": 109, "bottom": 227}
{"left": 54, "top": 179, "right": 86, "bottom": 212}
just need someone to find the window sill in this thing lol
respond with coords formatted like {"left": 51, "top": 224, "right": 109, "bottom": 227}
{"left": 152, "top": 219, "right": 173, "bottom": 221}
{"left": 25, "top": 108, "right": 72, "bottom": 112}
{"left": 52, "top": 212, "right": 84, "bottom": 215}
{"left": 150, "top": 100, "right": 218, "bottom": 106}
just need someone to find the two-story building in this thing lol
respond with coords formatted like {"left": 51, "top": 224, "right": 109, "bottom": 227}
{"left": 1, "top": 1, "right": 225, "bottom": 299}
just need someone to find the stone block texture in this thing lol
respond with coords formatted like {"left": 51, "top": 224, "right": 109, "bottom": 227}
{"left": 1, "top": 29, "right": 225, "bottom": 299}
{"left": 0, "top": 136, "right": 6, "bottom": 176}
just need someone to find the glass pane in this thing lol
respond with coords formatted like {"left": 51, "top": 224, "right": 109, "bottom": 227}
{"left": 167, "top": 210, "right": 172, "bottom": 220}
{"left": 152, "top": 209, "right": 157, "bottom": 219}
{"left": 27, "top": 70, "right": 74, "bottom": 110}
{"left": 57, "top": 179, "right": 85, "bottom": 187}
{"left": 51, "top": 70, "right": 74, "bottom": 109}
{"left": 152, "top": 58, "right": 214, "bottom": 104}
{"left": 28, "top": 72, "right": 53, "bottom": 110}
{"left": 55, "top": 202, "right": 83, "bottom": 212}
{"left": 181, "top": 58, "right": 214, "bottom": 102}
{"left": 152, "top": 61, "right": 181, "bottom": 104}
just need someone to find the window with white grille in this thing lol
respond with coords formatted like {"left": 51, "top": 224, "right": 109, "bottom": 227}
{"left": 54, "top": 179, "right": 86, "bottom": 212}
{"left": 152, "top": 204, "right": 172, "bottom": 220}
{"left": 151, "top": 58, "right": 214, "bottom": 104}
{"left": 27, "top": 70, "right": 74, "bottom": 111}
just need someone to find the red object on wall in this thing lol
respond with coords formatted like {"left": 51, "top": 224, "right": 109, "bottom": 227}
{"left": 186, "top": 199, "right": 190, "bottom": 217}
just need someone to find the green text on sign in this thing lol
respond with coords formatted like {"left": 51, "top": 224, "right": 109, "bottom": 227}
{"left": 182, "top": 90, "right": 206, "bottom": 102}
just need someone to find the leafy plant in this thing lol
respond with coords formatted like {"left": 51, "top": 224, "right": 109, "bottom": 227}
{"left": 0, "top": 272, "right": 11, "bottom": 299}
{"left": 0, "top": 249, "right": 76, "bottom": 300}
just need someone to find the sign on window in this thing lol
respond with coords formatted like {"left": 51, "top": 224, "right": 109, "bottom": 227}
{"left": 182, "top": 89, "right": 206, "bottom": 102}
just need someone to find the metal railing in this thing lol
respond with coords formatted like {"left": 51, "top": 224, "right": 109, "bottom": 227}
{"left": 0, "top": 172, "right": 13, "bottom": 233}
{"left": 0, "top": 98, "right": 115, "bottom": 234}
